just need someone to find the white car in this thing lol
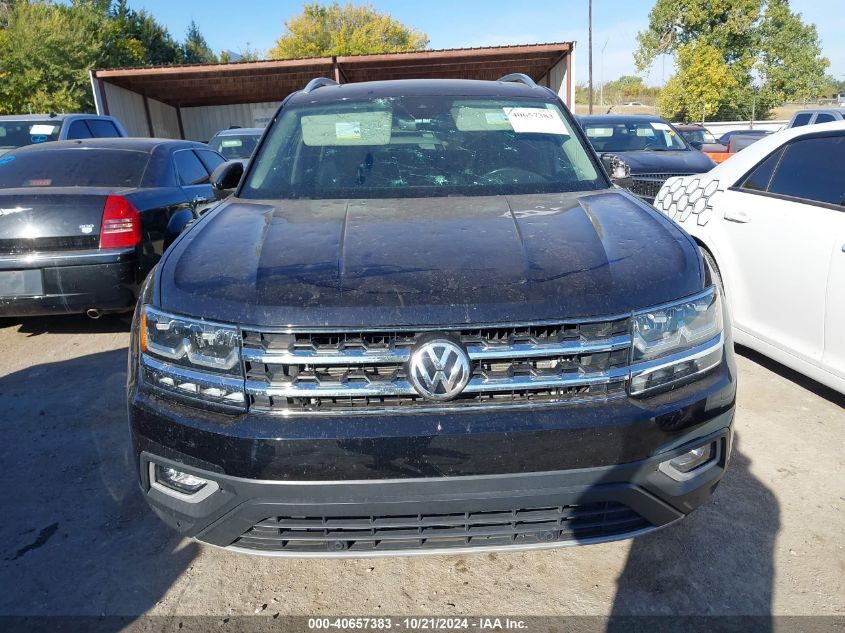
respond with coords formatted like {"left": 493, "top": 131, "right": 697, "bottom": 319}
{"left": 654, "top": 121, "right": 845, "bottom": 394}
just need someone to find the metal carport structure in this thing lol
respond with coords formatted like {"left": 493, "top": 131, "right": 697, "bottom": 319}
{"left": 90, "top": 42, "right": 574, "bottom": 141}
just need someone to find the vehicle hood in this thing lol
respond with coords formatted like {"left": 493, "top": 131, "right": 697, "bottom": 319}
{"left": 611, "top": 150, "right": 716, "bottom": 174}
{"left": 159, "top": 191, "right": 703, "bottom": 327}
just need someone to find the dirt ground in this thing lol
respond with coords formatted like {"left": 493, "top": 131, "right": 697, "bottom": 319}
{"left": 0, "top": 314, "right": 842, "bottom": 620}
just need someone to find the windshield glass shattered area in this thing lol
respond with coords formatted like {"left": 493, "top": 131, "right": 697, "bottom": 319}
{"left": 241, "top": 96, "right": 605, "bottom": 199}
{"left": 583, "top": 121, "right": 689, "bottom": 152}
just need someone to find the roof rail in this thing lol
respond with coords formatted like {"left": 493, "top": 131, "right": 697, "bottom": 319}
{"left": 497, "top": 73, "right": 537, "bottom": 88}
{"left": 303, "top": 77, "right": 339, "bottom": 94}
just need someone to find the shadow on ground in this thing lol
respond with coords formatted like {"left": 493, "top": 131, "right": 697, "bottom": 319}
{"left": 735, "top": 344, "right": 845, "bottom": 407}
{"left": 609, "top": 433, "right": 779, "bottom": 628}
{"left": 0, "top": 346, "right": 196, "bottom": 621}
{"left": 0, "top": 314, "right": 132, "bottom": 337}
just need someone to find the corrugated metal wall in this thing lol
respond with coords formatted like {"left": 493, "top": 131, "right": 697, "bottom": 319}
{"left": 148, "top": 99, "right": 180, "bottom": 139}
{"left": 103, "top": 83, "right": 148, "bottom": 136}
{"left": 102, "top": 81, "right": 281, "bottom": 140}
{"left": 538, "top": 57, "right": 570, "bottom": 105}
{"left": 181, "top": 102, "right": 280, "bottom": 141}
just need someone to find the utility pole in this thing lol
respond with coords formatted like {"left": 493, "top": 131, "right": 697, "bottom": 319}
{"left": 588, "top": 0, "right": 593, "bottom": 114}
{"left": 600, "top": 38, "right": 608, "bottom": 108}
{"left": 750, "top": 93, "right": 756, "bottom": 129}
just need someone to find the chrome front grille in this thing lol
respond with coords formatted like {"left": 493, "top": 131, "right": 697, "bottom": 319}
{"left": 242, "top": 318, "right": 632, "bottom": 414}
{"left": 630, "top": 173, "right": 692, "bottom": 201}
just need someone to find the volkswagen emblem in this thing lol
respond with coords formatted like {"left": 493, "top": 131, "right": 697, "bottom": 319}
{"left": 408, "top": 339, "right": 471, "bottom": 401}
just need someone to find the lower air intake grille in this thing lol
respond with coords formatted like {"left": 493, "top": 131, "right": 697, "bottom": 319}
{"left": 234, "top": 502, "right": 649, "bottom": 553}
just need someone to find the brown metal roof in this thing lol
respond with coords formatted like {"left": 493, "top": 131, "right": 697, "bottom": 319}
{"left": 94, "top": 43, "right": 572, "bottom": 108}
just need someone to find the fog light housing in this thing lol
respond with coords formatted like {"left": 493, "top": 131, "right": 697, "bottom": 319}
{"left": 659, "top": 442, "right": 717, "bottom": 480}
{"left": 150, "top": 463, "right": 219, "bottom": 501}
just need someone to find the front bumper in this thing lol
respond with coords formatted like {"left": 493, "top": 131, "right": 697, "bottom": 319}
{"left": 130, "top": 347, "right": 735, "bottom": 555}
{"left": 137, "top": 425, "right": 731, "bottom": 556}
{"left": 0, "top": 248, "right": 138, "bottom": 317}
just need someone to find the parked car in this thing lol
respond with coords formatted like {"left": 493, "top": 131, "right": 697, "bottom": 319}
{"left": 787, "top": 109, "right": 844, "bottom": 128}
{"left": 654, "top": 121, "right": 844, "bottom": 394}
{"left": 724, "top": 133, "right": 768, "bottom": 154}
{"left": 207, "top": 127, "right": 264, "bottom": 163}
{"left": 716, "top": 129, "right": 772, "bottom": 147}
{"left": 0, "top": 113, "right": 127, "bottom": 156}
{"left": 579, "top": 114, "right": 716, "bottom": 202}
{"left": 623, "top": 101, "right": 645, "bottom": 107}
{"left": 674, "top": 123, "right": 727, "bottom": 153}
{"left": 674, "top": 123, "right": 729, "bottom": 163}
{"left": 128, "top": 75, "right": 736, "bottom": 556}
{"left": 0, "top": 138, "right": 226, "bottom": 318}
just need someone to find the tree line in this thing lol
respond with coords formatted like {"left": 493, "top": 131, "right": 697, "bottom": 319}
{"left": 1, "top": 0, "right": 835, "bottom": 122}
{"left": 0, "top": 1, "right": 428, "bottom": 116}
{"left": 0, "top": 0, "right": 222, "bottom": 114}
{"left": 636, "top": 0, "right": 833, "bottom": 121}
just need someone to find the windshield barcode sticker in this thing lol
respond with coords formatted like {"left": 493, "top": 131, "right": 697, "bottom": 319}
{"left": 335, "top": 122, "right": 362, "bottom": 140}
{"left": 29, "top": 124, "right": 57, "bottom": 135}
{"left": 503, "top": 107, "right": 568, "bottom": 135}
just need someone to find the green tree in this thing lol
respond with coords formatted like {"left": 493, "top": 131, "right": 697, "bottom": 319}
{"left": 636, "top": 0, "right": 829, "bottom": 120}
{"left": 658, "top": 41, "right": 744, "bottom": 120}
{"left": 757, "top": 0, "right": 829, "bottom": 103}
{"left": 270, "top": 2, "right": 428, "bottom": 59}
{"left": 182, "top": 19, "right": 217, "bottom": 64}
{"left": 635, "top": 0, "right": 761, "bottom": 70}
{"left": 0, "top": 1, "right": 104, "bottom": 114}
{"left": 220, "top": 43, "right": 264, "bottom": 63}
{"left": 106, "top": 0, "right": 183, "bottom": 67}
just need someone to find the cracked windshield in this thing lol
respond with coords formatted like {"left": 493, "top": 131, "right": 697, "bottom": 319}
{"left": 243, "top": 96, "right": 601, "bottom": 199}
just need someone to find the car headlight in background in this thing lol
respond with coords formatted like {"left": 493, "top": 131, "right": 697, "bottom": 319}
{"left": 139, "top": 306, "right": 246, "bottom": 407}
{"left": 629, "top": 287, "right": 724, "bottom": 396}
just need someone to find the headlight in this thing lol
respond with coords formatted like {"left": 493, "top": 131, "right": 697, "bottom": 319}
{"left": 139, "top": 306, "right": 245, "bottom": 407}
{"left": 630, "top": 287, "right": 724, "bottom": 396}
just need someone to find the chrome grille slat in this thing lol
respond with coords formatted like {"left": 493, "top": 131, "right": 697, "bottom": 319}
{"left": 242, "top": 333, "right": 631, "bottom": 365}
{"left": 245, "top": 368, "right": 629, "bottom": 399}
{"left": 242, "top": 317, "right": 632, "bottom": 414}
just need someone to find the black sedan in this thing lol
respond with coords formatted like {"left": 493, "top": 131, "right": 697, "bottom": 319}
{"left": 0, "top": 138, "right": 227, "bottom": 318}
{"left": 578, "top": 115, "right": 716, "bottom": 202}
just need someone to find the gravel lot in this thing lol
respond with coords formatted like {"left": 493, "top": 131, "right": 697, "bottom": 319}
{"left": 0, "top": 314, "right": 842, "bottom": 620}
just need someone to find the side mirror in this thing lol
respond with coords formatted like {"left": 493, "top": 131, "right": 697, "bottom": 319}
{"left": 689, "top": 140, "right": 704, "bottom": 150}
{"left": 601, "top": 153, "right": 632, "bottom": 188}
{"left": 164, "top": 208, "right": 195, "bottom": 249}
{"left": 211, "top": 161, "right": 244, "bottom": 200}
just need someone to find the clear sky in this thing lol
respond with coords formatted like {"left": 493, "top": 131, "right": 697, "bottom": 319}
{"left": 129, "top": 0, "right": 844, "bottom": 86}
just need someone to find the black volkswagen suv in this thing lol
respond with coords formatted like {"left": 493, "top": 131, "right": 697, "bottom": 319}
{"left": 128, "top": 76, "right": 736, "bottom": 556}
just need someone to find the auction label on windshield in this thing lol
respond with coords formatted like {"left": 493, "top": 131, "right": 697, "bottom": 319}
{"left": 335, "top": 121, "right": 362, "bottom": 140}
{"left": 503, "top": 107, "right": 568, "bottom": 135}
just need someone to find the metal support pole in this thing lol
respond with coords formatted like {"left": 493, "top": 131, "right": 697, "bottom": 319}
{"left": 588, "top": 0, "right": 593, "bottom": 114}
